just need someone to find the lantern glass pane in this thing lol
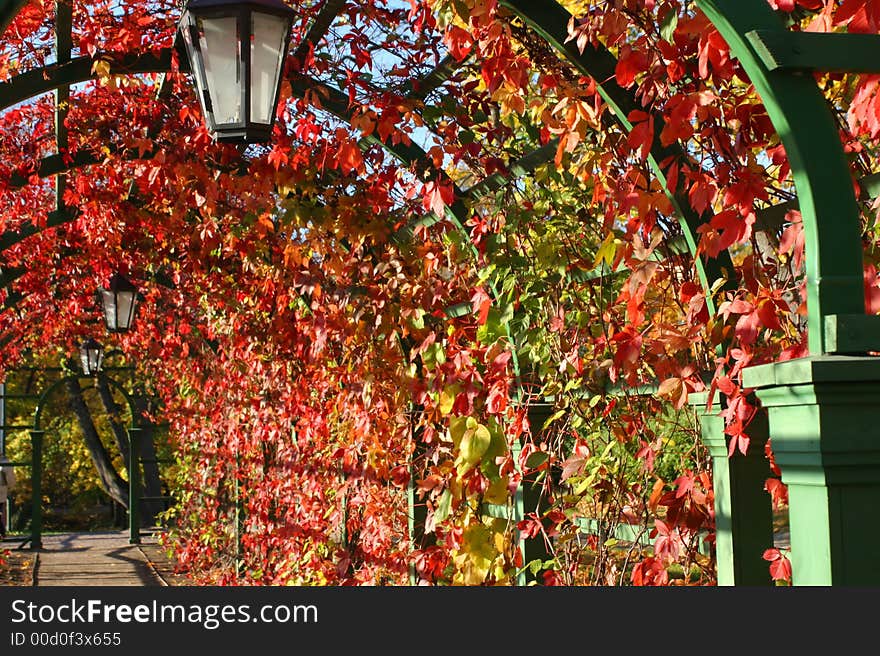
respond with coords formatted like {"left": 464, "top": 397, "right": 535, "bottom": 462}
{"left": 250, "top": 11, "right": 288, "bottom": 125}
{"left": 101, "top": 288, "right": 118, "bottom": 331}
{"left": 198, "top": 15, "right": 242, "bottom": 125}
{"left": 116, "top": 290, "right": 137, "bottom": 331}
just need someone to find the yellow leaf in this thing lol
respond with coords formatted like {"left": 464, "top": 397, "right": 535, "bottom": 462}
{"left": 456, "top": 422, "right": 491, "bottom": 474}
{"left": 452, "top": 523, "right": 498, "bottom": 585}
{"left": 438, "top": 385, "right": 459, "bottom": 416}
{"left": 484, "top": 477, "right": 509, "bottom": 505}
{"left": 91, "top": 59, "right": 112, "bottom": 79}
{"left": 593, "top": 231, "right": 619, "bottom": 270}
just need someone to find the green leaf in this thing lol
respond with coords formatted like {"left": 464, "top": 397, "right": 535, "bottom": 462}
{"left": 434, "top": 489, "right": 452, "bottom": 524}
{"left": 452, "top": 0, "right": 470, "bottom": 21}
{"left": 408, "top": 308, "right": 425, "bottom": 330}
{"left": 660, "top": 9, "right": 678, "bottom": 44}
{"left": 542, "top": 409, "right": 566, "bottom": 429}
{"left": 592, "top": 231, "right": 619, "bottom": 270}
{"left": 449, "top": 415, "right": 468, "bottom": 448}
{"left": 525, "top": 451, "right": 549, "bottom": 469}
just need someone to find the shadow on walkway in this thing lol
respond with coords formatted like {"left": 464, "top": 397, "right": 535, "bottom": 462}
{"left": 32, "top": 531, "right": 167, "bottom": 587}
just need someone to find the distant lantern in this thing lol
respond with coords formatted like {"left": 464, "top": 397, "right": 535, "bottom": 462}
{"left": 80, "top": 338, "right": 104, "bottom": 377}
{"left": 179, "top": 0, "right": 295, "bottom": 143}
{"left": 99, "top": 273, "right": 139, "bottom": 333}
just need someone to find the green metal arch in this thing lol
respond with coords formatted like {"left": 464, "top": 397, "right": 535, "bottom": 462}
{"left": 33, "top": 372, "right": 138, "bottom": 431}
{"left": 500, "top": 0, "right": 736, "bottom": 312}
{"left": 0, "top": 0, "right": 27, "bottom": 35}
{"left": 697, "top": 0, "right": 866, "bottom": 355}
{"left": 0, "top": 51, "right": 172, "bottom": 110}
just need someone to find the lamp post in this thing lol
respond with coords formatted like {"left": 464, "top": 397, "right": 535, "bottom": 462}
{"left": 99, "top": 273, "right": 138, "bottom": 333}
{"left": 178, "top": 0, "right": 296, "bottom": 143}
{"left": 79, "top": 338, "right": 104, "bottom": 376}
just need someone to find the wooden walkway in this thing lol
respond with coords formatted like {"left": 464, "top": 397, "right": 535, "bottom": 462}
{"left": 26, "top": 531, "right": 176, "bottom": 586}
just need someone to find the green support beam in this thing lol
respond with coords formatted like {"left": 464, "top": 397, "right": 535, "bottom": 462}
{"left": 464, "top": 141, "right": 557, "bottom": 200}
{"left": 0, "top": 0, "right": 28, "bottom": 34}
{"left": 744, "top": 357, "right": 880, "bottom": 584}
{"left": 127, "top": 427, "right": 142, "bottom": 544}
{"left": 54, "top": 0, "right": 72, "bottom": 215}
{"left": 701, "top": 0, "right": 880, "bottom": 587}
{"left": 291, "top": 0, "right": 347, "bottom": 65}
{"left": 519, "top": 403, "right": 554, "bottom": 584}
{"left": 404, "top": 55, "right": 460, "bottom": 101}
{"left": 0, "top": 51, "right": 173, "bottom": 111}
{"left": 746, "top": 30, "right": 880, "bottom": 74}
{"left": 698, "top": 0, "right": 866, "bottom": 356}
{"left": 0, "top": 209, "right": 76, "bottom": 252}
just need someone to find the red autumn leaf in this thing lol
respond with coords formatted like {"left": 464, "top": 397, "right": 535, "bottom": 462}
{"left": 698, "top": 28, "right": 731, "bottom": 79}
{"left": 764, "top": 477, "right": 789, "bottom": 510}
{"left": 444, "top": 25, "right": 473, "bottom": 61}
{"left": 626, "top": 109, "right": 654, "bottom": 161}
{"left": 864, "top": 263, "right": 880, "bottom": 314}
{"left": 423, "top": 180, "right": 455, "bottom": 216}
{"left": 615, "top": 46, "right": 649, "bottom": 88}
{"left": 267, "top": 145, "right": 289, "bottom": 170}
{"left": 687, "top": 172, "right": 719, "bottom": 216}
{"left": 470, "top": 286, "right": 492, "bottom": 325}
{"left": 763, "top": 548, "right": 792, "bottom": 583}
{"left": 561, "top": 452, "right": 587, "bottom": 481}
{"left": 336, "top": 137, "right": 364, "bottom": 176}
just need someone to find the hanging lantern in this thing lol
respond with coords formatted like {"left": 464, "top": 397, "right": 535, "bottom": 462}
{"left": 178, "top": 0, "right": 296, "bottom": 143}
{"left": 99, "top": 273, "right": 139, "bottom": 333}
{"left": 80, "top": 338, "right": 104, "bottom": 377}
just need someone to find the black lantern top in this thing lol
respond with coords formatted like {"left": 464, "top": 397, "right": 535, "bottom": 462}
{"left": 179, "top": 0, "right": 296, "bottom": 143}
{"left": 99, "top": 273, "right": 139, "bottom": 333}
{"left": 80, "top": 338, "right": 104, "bottom": 377}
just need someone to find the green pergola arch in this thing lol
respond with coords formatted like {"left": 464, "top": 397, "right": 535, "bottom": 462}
{"left": 29, "top": 372, "right": 144, "bottom": 549}
{"left": 698, "top": 0, "right": 871, "bottom": 356}
{"left": 694, "top": 0, "right": 880, "bottom": 585}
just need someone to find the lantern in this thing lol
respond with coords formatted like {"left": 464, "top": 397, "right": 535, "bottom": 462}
{"left": 179, "top": 0, "right": 295, "bottom": 143}
{"left": 80, "top": 339, "right": 104, "bottom": 376}
{"left": 99, "top": 273, "right": 139, "bottom": 333}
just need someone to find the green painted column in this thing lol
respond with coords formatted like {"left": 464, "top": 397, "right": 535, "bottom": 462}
{"left": 29, "top": 430, "right": 43, "bottom": 550}
{"left": 127, "top": 427, "right": 141, "bottom": 545}
{"left": 690, "top": 392, "right": 774, "bottom": 585}
{"left": 744, "top": 356, "right": 880, "bottom": 585}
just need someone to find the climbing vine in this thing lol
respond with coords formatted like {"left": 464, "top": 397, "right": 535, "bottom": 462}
{"left": 2, "top": 0, "right": 880, "bottom": 585}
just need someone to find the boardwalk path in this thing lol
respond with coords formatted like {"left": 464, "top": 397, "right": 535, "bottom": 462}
{"left": 31, "top": 532, "right": 173, "bottom": 587}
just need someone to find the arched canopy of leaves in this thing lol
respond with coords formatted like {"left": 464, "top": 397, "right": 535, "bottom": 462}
{"left": 2, "top": 0, "right": 880, "bottom": 585}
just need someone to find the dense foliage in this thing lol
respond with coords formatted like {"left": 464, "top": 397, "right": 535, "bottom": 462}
{"left": 2, "top": 0, "right": 880, "bottom": 585}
